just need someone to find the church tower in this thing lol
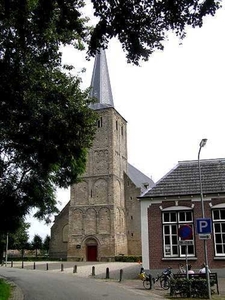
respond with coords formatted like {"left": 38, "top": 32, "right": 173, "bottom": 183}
{"left": 67, "top": 49, "right": 128, "bottom": 261}
{"left": 49, "top": 50, "right": 154, "bottom": 261}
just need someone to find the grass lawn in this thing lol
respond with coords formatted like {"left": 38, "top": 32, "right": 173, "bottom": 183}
{"left": 0, "top": 278, "right": 11, "bottom": 300}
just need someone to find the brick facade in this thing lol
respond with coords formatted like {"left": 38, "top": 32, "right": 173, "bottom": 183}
{"left": 147, "top": 197, "right": 225, "bottom": 270}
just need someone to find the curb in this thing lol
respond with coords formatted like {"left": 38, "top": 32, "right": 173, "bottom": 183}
{"left": 9, "top": 281, "right": 24, "bottom": 300}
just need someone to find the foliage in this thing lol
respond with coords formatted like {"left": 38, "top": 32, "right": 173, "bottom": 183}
{"left": 32, "top": 235, "right": 43, "bottom": 254}
{"left": 43, "top": 235, "right": 51, "bottom": 253}
{"left": 9, "top": 256, "right": 65, "bottom": 261}
{"left": 0, "top": 0, "right": 97, "bottom": 234}
{"left": 0, "top": 279, "right": 11, "bottom": 300}
{"left": 115, "top": 255, "right": 142, "bottom": 262}
{"left": 89, "top": 0, "right": 222, "bottom": 64}
{"left": 8, "top": 220, "right": 30, "bottom": 250}
{"left": 170, "top": 277, "right": 217, "bottom": 298}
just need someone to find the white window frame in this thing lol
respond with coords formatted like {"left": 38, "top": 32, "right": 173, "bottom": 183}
{"left": 212, "top": 206, "right": 225, "bottom": 256}
{"left": 162, "top": 208, "right": 195, "bottom": 258}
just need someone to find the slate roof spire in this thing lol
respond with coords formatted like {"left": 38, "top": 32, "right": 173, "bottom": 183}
{"left": 89, "top": 49, "right": 114, "bottom": 110}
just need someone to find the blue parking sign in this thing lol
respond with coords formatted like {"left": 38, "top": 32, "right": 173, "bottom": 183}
{"left": 196, "top": 218, "right": 212, "bottom": 234}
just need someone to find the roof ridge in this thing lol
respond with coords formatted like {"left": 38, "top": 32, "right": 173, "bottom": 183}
{"left": 178, "top": 158, "right": 225, "bottom": 164}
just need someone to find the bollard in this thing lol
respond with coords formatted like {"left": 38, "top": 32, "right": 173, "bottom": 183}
{"left": 105, "top": 267, "right": 110, "bottom": 279}
{"left": 33, "top": 262, "right": 36, "bottom": 270}
{"left": 22, "top": 261, "right": 24, "bottom": 269}
{"left": 92, "top": 266, "right": 95, "bottom": 276}
{"left": 46, "top": 263, "right": 48, "bottom": 271}
{"left": 119, "top": 269, "right": 123, "bottom": 282}
{"left": 73, "top": 265, "right": 77, "bottom": 273}
{"left": 11, "top": 261, "right": 13, "bottom": 268}
{"left": 61, "top": 263, "right": 64, "bottom": 272}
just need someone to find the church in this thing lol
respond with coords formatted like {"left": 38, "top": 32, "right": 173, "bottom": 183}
{"left": 49, "top": 50, "right": 154, "bottom": 261}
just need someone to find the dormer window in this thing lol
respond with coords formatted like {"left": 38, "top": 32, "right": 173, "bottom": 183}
{"left": 143, "top": 182, "right": 149, "bottom": 189}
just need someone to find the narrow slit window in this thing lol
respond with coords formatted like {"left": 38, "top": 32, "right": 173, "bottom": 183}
{"left": 97, "top": 117, "right": 103, "bottom": 128}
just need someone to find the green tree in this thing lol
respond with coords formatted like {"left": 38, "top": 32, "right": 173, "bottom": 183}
{"left": 0, "top": 220, "right": 30, "bottom": 261}
{"left": 32, "top": 234, "right": 43, "bottom": 258}
{"left": 8, "top": 221, "right": 30, "bottom": 251}
{"left": 0, "top": 0, "right": 221, "bottom": 236}
{"left": 43, "top": 235, "right": 51, "bottom": 255}
{"left": 0, "top": 0, "right": 97, "bottom": 234}
{"left": 89, "top": 0, "right": 221, "bottom": 64}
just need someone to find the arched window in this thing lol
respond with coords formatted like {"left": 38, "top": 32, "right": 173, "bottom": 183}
{"left": 62, "top": 224, "right": 69, "bottom": 242}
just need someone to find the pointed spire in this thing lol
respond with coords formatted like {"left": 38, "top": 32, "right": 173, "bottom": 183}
{"left": 89, "top": 49, "right": 114, "bottom": 109}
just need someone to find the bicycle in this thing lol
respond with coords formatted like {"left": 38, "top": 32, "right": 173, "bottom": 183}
{"left": 154, "top": 267, "right": 173, "bottom": 290}
{"left": 140, "top": 270, "right": 153, "bottom": 290}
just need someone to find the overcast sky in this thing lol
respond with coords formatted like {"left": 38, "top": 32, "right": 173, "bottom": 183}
{"left": 26, "top": 4, "right": 225, "bottom": 241}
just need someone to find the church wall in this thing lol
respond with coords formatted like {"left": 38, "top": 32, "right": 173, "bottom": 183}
{"left": 124, "top": 173, "right": 142, "bottom": 255}
{"left": 67, "top": 204, "right": 116, "bottom": 261}
{"left": 49, "top": 203, "right": 69, "bottom": 259}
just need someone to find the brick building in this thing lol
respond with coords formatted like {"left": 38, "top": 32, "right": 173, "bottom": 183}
{"left": 49, "top": 50, "right": 154, "bottom": 261}
{"left": 139, "top": 158, "right": 225, "bottom": 270}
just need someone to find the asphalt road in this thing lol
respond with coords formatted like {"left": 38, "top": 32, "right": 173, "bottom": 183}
{"left": 0, "top": 267, "right": 154, "bottom": 300}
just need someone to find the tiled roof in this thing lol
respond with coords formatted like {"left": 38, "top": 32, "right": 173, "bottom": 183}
{"left": 127, "top": 163, "right": 154, "bottom": 193}
{"left": 140, "top": 158, "right": 225, "bottom": 198}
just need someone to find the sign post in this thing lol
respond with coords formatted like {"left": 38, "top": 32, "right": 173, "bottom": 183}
{"left": 178, "top": 225, "right": 193, "bottom": 278}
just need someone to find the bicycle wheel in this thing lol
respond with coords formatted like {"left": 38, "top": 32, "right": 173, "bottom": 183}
{"left": 160, "top": 277, "right": 170, "bottom": 290}
{"left": 143, "top": 279, "right": 152, "bottom": 290}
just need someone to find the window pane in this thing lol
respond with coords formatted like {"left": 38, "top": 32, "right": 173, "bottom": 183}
{"left": 164, "top": 213, "right": 169, "bottom": 222}
{"left": 165, "top": 246, "right": 171, "bottom": 255}
{"left": 172, "top": 226, "right": 177, "bottom": 234}
{"left": 171, "top": 213, "right": 176, "bottom": 222}
{"left": 214, "top": 223, "right": 220, "bottom": 232}
{"left": 180, "top": 212, "right": 185, "bottom": 221}
{"left": 186, "top": 212, "right": 192, "bottom": 221}
{"left": 213, "top": 210, "right": 220, "bottom": 220}
{"left": 223, "top": 234, "right": 225, "bottom": 243}
{"left": 222, "top": 223, "right": 225, "bottom": 232}
{"left": 180, "top": 246, "right": 186, "bottom": 255}
{"left": 216, "top": 234, "right": 222, "bottom": 243}
{"left": 165, "top": 236, "right": 170, "bottom": 244}
{"left": 188, "top": 245, "right": 194, "bottom": 254}
{"left": 172, "top": 236, "right": 177, "bottom": 244}
{"left": 216, "top": 245, "right": 222, "bottom": 254}
{"left": 221, "top": 210, "right": 225, "bottom": 220}
{"left": 164, "top": 226, "right": 169, "bottom": 234}
{"left": 172, "top": 246, "right": 178, "bottom": 255}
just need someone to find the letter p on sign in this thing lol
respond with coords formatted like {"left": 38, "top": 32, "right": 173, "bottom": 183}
{"left": 196, "top": 218, "right": 212, "bottom": 234}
